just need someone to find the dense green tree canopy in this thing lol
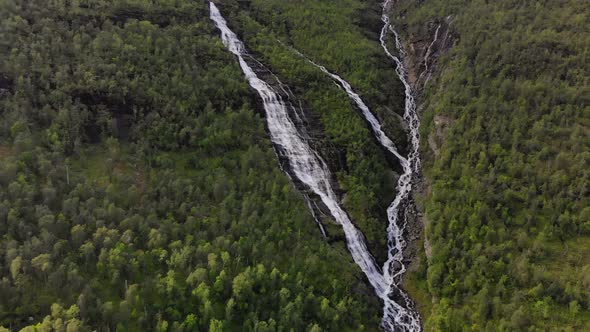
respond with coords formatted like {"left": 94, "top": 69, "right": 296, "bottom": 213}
{"left": 393, "top": 0, "right": 590, "bottom": 330}
{"left": 1, "top": 0, "right": 586, "bottom": 330}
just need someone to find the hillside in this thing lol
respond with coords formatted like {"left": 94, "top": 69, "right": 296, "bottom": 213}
{"left": 0, "top": 0, "right": 588, "bottom": 331}
{"left": 392, "top": 0, "right": 590, "bottom": 330}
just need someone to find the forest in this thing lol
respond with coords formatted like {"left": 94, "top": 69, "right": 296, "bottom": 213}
{"left": 1, "top": 0, "right": 588, "bottom": 331}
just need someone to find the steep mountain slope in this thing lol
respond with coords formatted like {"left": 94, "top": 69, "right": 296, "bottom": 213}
{"left": 391, "top": 0, "right": 590, "bottom": 330}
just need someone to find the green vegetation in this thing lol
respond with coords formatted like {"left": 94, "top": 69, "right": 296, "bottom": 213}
{"left": 3, "top": 0, "right": 586, "bottom": 330}
{"left": 392, "top": 0, "right": 590, "bottom": 330}
{"left": 0, "top": 0, "right": 382, "bottom": 330}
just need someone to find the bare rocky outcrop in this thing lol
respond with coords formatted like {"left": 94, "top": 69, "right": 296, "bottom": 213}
{"left": 402, "top": 17, "right": 456, "bottom": 92}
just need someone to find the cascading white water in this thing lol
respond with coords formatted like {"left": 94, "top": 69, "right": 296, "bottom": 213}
{"left": 378, "top": 1, "right": 423, "bottom": 331}
{"left": 283, "top": 44, "right": 421, "bottom": 331}
{"left": 209, "top": 1, "right": 389, "bottom": 296}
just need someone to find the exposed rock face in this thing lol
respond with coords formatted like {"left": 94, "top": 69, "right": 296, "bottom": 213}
{"left": 403, "top": 17, "right": 455, "bottom": 92}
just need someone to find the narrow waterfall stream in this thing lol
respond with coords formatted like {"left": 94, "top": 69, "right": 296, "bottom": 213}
{"left": 210, "top": 2, "right": 421, "bottom": 331}
{"left": 379, "top": 1, "right": 423, "bottom": 330}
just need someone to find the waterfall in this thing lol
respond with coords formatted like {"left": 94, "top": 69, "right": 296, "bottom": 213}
{"left": 209, "top": 1, "right": 388, "bottom": 296}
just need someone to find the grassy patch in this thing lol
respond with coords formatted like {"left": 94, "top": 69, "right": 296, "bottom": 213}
{"left": 70, "top": 144, "right": 141, "bottom": 187}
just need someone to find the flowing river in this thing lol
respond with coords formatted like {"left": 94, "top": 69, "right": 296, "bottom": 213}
{"left": 210, "top": 1, "right": 421, "bottom": 331}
